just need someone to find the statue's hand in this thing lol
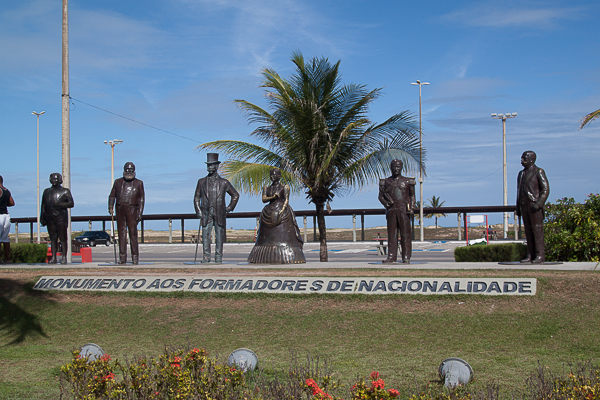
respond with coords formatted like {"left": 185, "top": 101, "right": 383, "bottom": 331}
{"left": 108, "top": 207, "right": 114, "bottom": 216}
{"left": 225, "top": 206, "right": 232, "bottom": 213}
{"left": 136, "top": 213, "right": 142, "bottom": 223}
{"left": 196, "top": 212, "right": 202, "bottom": 219}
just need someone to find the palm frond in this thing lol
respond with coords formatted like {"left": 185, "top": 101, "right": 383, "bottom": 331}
{"left": 219, "top": 161, "right": 302, "bottom": 195}
{"left": 579, "top": 109, "right": 600, "bottom": 129}
{"left": 196, "top": 140, "right": 280, "bottom": 165}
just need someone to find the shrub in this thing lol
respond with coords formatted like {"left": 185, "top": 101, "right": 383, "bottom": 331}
{"left": 350, "top": 371, "right": 400, "bottom": 400}
{"left": 525, "top": 361, "right": 600, "bottom": 400}
{"left": 8, "top": 243, "right": 48, "bottom": 263}
{"left": 59, "top": 349, "right": 600, "bottom": 400}
{"left": 544, "top": 194, "right": 600, "bottom": 261}
{"left": 60, "top": 346, "right": 249, "bottom": 400}
{"left": 454, "top": 243, "right": 527, "bottom": 262}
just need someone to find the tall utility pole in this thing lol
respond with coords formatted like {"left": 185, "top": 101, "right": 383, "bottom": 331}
{"left": 491, "top": 112, "right": 517, "bottom": 239}
{"left": 104, "top": 139, "right": 123, "bottom": 237}
{"left": 32, "top": 111, "right": 45, "bottom": 244}
{"left": 62, "top": 0, "right": 71, "bottom": 262}
{"left": 411, "top": 80, "right": 429, "bottom": 242}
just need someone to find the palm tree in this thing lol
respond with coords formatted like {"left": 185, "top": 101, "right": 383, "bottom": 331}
{"left": 428, "top": 195, "right": 446, "bottom": 228}
{"left": 197, "top": 52, "right": 423, "bottom": 261}
{"left": 580, "top": 109, "right": 600, "bottom": 129}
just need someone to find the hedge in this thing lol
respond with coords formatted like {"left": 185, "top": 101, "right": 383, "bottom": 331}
{"left": 454, "top": 243, "right": 527, "bottom": 262}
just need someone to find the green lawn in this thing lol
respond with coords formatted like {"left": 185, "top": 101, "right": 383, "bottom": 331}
{"left": 1, "top": 269, "right": 599, "bottom": 399}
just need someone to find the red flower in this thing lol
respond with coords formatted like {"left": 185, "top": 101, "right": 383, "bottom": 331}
{"left": 371, "top": 378, "right": 385, "bottom": 389}
{"left": 370, "top": 371, "right": 380, "bottom": 380}
{"left": 388, "top": 389, "right": 400, "bottom": 398}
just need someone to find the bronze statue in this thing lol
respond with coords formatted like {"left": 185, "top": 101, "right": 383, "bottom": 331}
{"left": 0, "top": 175, "right": 15, "bottom": 264}
{"left": 109, "top": 162, "right": 145, "bottom": 264}
{"left": 248, "top": 168, "right": 305, "bottom": 264}
{"left": 516, "top": 150, "right": 549, "bottom": 264}
{"left": 193, "top": 153, "right": 239, "bottom": 263}
{"left": 378, "top": 159, "right": 416, "bottom": 263}
{"left": 41, "top": 173, "right": 74, "bottom": 264}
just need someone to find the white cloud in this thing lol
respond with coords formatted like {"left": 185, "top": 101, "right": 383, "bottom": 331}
{"left": 441, "top": 3, "right": 583, "bottom": 29}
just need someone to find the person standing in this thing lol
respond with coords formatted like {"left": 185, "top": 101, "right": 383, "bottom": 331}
{"left": 109, "top": 162, "right": 145, "bottom": 264}
{"left": 378, "top": 160, "right": 416, "bottom": 263}
{"left": 516, "top": 150, "right": 549, "bottom": 264}
{"left": 41, "top": 173, "right": 74, "bottom": 264}
{"left": 194, "top": 153, "right": 239, "bottom": 263}
{"left": 0, "top": 175, "right": 15, "bottom": 263}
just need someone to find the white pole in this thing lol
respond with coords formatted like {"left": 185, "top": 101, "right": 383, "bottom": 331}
{"left": 32, "top": 111, "right": 45, "bottom": 243}
{"left": 492, "top": 113, "right": 517, "bottom": 239}
{"left": 502, "top": 117, "right": 507, "bottom": 238}
{"left": 62, "top": 0, "right": 71, "bottom": 262}
{"left": 411, "top": 80, "right": 429, "bottom": 242}
{"left": 104, "top": 139, "right": 122, "bottom": 237}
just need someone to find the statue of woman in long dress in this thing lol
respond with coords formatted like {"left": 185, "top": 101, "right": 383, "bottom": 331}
{"left": 248, "top": 168, "right": 305, "bottom": 264}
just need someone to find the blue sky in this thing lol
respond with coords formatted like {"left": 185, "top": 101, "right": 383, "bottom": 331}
{"left": 1, "top": 0, "right": 599, "bottom": 231}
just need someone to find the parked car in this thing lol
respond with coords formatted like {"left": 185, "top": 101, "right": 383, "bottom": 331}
{"left": 75, "top": 231, "right": 112, "bottom": 247}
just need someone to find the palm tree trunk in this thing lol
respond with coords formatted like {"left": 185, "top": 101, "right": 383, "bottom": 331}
{"left": 315, "top": 202, "right": 328, "bottom": 262}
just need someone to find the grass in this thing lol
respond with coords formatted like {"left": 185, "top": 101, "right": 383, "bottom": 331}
{"left": 1, "top": 269, "right": 600, "bottom": 399}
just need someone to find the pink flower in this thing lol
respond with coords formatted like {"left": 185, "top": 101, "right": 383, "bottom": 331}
{"left": 370, "top": 371, "right": 380, "bottom": 380}
{"left": 388, "top": 389, "right": 400, "bottom": 398}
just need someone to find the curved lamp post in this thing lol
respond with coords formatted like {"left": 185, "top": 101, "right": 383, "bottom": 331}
{"left": 32, "top": 111, "right": 45, "bottom": 243}
{"left": 411, "top": 80, "right": 429, "bottom": 241}
{"left": 491, "top": 112, "right": 517, "bottom": 238}
{"left": 104, "top": 139, "right": 123, "bottom": 236}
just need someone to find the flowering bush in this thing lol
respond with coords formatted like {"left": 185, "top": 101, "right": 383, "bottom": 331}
{"left": 60, "top": 352, "right": 120, "bottom": 399}
{"left": 551, "top": 371, "right": 600, "bottom": 399}
{"left": 350, "top": 371, "right": 400, "bottom": 400}
{"left": 305, "top": 378, "right": 333, "bottom": 400}
{"left": 60, "top": 346, "right": 247, "bottom": 399}
{"left": 526, "top": 362, "right": 600, "bottom": 400}
{"left": 544, "top": 194, "right": 600, "bottom": 261}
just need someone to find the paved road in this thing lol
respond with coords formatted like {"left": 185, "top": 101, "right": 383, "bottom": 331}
{"left": 89, "top": 240, "right": 461, "bottom": 264}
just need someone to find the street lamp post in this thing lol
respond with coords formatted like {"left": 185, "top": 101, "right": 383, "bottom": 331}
{"left": 32, "top": 111, "right": 45, "bottom": 243}
{"left": 491, "top": 112, "right": 517, "bottom": 239}
{"left": 411, "top": 80, "right": 429, "bottom": 242}
{"left": 104, "top": 139, "right": 123, "bottom": 236}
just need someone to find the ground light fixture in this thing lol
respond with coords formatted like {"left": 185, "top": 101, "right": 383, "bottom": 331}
{"left": 438, "top": 357, "right": 473, "bottom": 388}
{"left": 227, "top": 348, "right": 258, "bottom": 372}
{"left": 79, "top": 343, "right": 105, "bottom": 362}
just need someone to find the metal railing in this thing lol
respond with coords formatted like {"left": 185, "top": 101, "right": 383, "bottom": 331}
{"left": 10, "top": 205, "right": 518, "bottom": 243}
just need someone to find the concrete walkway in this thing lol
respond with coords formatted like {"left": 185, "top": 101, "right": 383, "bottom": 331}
{"left": 2, "top": 241, "right": 598, "bottom": 270}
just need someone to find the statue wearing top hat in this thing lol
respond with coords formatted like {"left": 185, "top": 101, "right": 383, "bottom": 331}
{"left": 193, "top": 153, "right": 240, "bottom": 263}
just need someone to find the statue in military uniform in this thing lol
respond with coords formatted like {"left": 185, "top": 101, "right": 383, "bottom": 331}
{"left": 378, "top": 159, "right": 416, "bottom": 263}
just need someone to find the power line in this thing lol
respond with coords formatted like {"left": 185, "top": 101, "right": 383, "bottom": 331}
{"left": 70, "top": 96, "right": 202, "bottom": 144}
